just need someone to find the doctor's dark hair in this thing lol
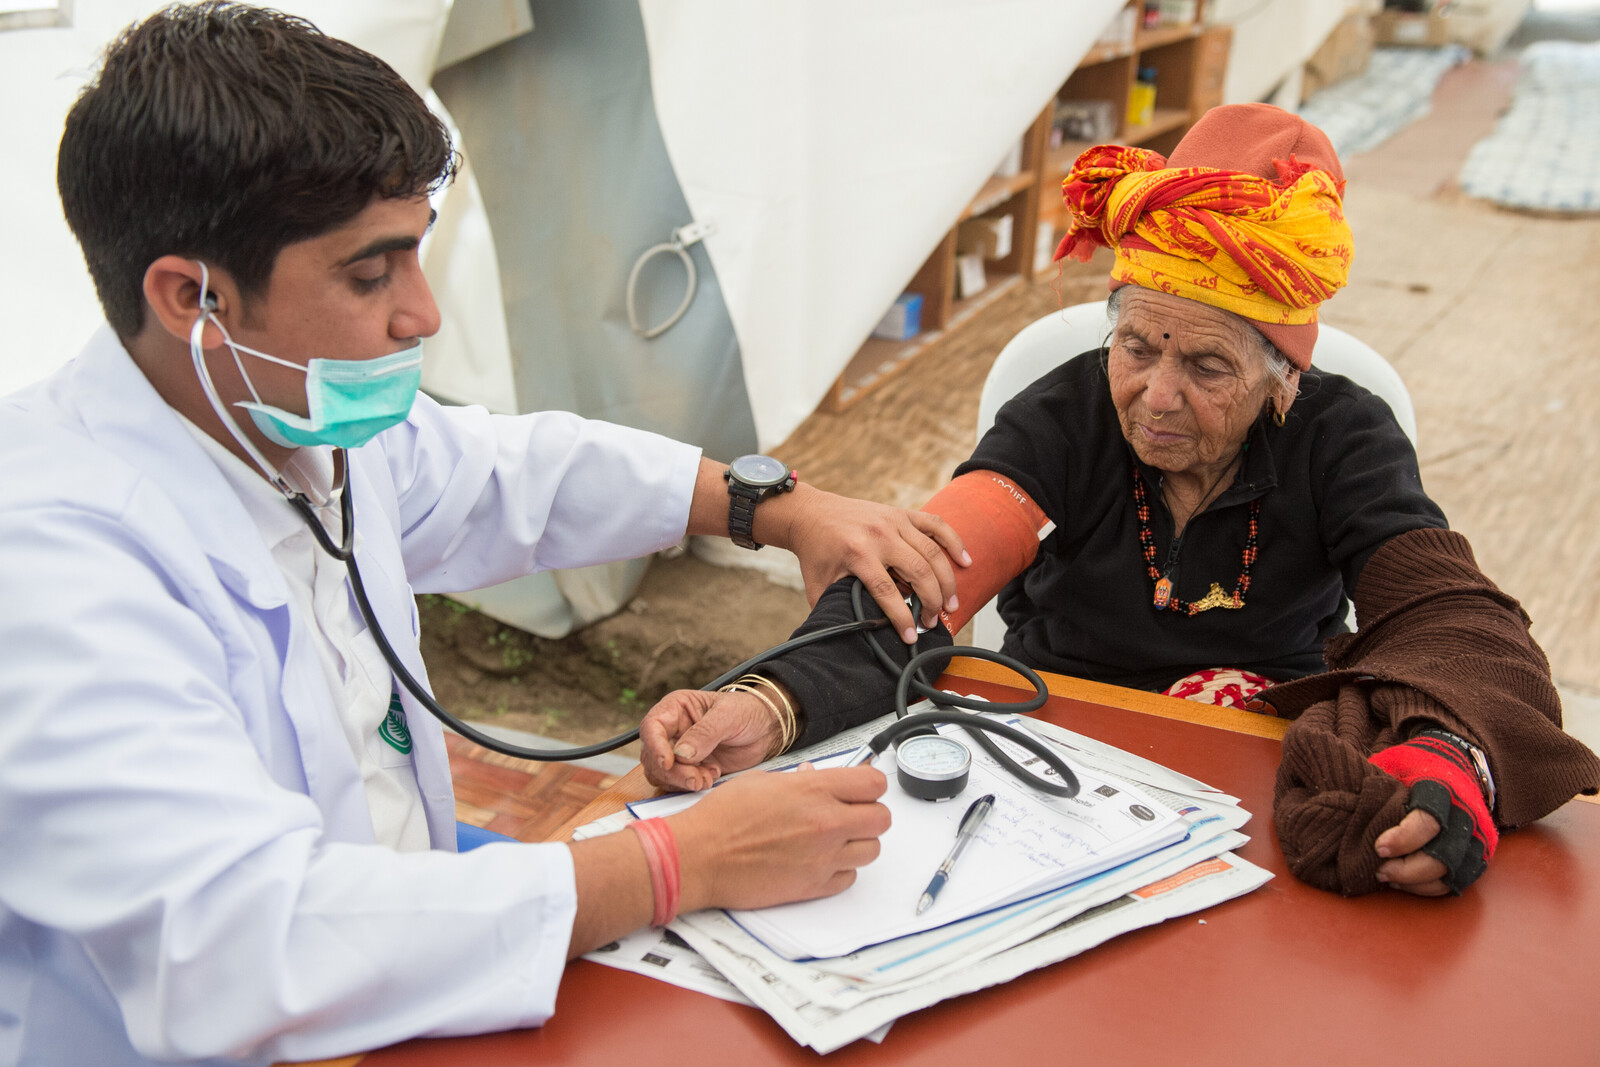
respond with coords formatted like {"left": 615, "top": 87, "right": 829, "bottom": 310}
{"left": 57, "top": 2, "right": 457, "bottom": 338}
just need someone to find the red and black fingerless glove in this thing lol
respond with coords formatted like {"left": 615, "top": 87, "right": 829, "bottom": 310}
{"left": 1369, "top": 729, "right": 1497, "bottom": 893}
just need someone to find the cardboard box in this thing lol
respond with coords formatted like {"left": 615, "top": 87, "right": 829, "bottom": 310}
{"left": 1303, "top": 10, "right": 1376, "bottom": 98}
{"left": 871, "top": 292, "right": 923, "bottom": 341}
{"left": 1447, "top": 0, "right": 1534, "bottom": 55}
{"left": 1374, "top": 9, "right": 1451, "bottom": 47}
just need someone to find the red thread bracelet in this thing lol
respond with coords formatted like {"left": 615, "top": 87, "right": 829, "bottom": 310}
{"left": 628, "top": 818, "right": 681, "bottom": 927}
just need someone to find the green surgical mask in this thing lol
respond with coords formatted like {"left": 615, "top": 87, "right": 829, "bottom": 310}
{"left": 229, "top": 338, "right": 424, "bottom": 450}
{"left": 187, "top": 261, "right": 423, "bottom": 452}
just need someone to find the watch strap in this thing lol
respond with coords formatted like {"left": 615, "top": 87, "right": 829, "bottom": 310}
{"left": 727, "top": 482, "right": 763, "bottom": 550}
{"left": 724, "top": 461, "right": 797, "bottom": 551}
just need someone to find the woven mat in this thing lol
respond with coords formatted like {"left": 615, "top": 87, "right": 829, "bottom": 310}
{"left": 1459, "top": 41, "right": 1600, "bottom": 213}
{"left": 1299, "top": 45, "right": 1471, "bottom": 159}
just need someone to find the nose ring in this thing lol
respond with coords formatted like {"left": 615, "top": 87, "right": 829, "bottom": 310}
{"left": 1150, "top": 412, "right": 1165, "bottom": 421}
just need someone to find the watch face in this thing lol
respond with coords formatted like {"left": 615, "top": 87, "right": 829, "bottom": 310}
{"left": 729, "top": 454, "right": 790, "bottom": 488}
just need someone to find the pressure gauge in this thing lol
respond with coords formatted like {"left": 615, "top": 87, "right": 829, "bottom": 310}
{"left": 895, "top": 734, "right": 971, "bottom": 801}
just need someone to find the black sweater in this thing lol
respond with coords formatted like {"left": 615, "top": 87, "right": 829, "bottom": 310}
{"left": 961, "top": 348, "right": 1445, "bottom": 689}
{"left": 766, "top": 349, "right": 1446, "bottom": 748}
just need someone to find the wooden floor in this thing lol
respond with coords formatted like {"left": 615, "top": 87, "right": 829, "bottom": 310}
{"left": 446, "top": 733, "right": 619, "bottom": 842}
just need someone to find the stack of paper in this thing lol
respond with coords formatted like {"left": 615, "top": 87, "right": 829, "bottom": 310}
{"left": 581, "top": 704, "right": 1271, "bottom": 1052}
{"left": 720, "top": 726, "right": 1189, "bottom": 960}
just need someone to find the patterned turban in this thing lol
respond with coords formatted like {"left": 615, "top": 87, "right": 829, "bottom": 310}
{"left": 1054, "top": 103, "right": 1352, "bottom": 370}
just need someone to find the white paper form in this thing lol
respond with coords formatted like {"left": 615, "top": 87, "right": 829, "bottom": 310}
{"left": 684, "top": 782, "right": 1251, "bottom": 1004}
{"left": 1018, "top": 715, "right": 1242, "bottom": 806}
{"left": 578, "top": 707, "right": 1269, "bottom": 1052}
{"left": 724, "top": 722, "right": 1190, "bottom": 960}
{"left": 692, "top": 824, "right": 1252, "bottom": 1008}
{"left": 677, "top": 849, "right": 1272, "bottom": 1054}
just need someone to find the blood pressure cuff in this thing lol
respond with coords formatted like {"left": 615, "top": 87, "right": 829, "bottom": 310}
{"left": 762, "top": 471, "right": 1051, "bottom": 751}
{"left": 760, "top": 576, "right": 956, "bottom": 751}
{"left": 919, "top": 470, "right": 1053, "bottom": 635}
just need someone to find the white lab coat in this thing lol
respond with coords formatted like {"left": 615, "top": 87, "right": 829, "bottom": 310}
{"left": 0, "top": 327, "right": 702, "bottom": 1066}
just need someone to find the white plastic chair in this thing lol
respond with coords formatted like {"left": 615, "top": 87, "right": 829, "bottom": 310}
{"left": 968, "top": 300, "right": 1417, "bottom": 651}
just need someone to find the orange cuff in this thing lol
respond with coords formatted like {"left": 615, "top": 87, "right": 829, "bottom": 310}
{"left": 921, "top": 471, "right": 1053, "bottom": 634}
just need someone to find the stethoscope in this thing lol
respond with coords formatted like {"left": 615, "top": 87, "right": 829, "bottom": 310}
{"left": 287, "top": 448, "right": 1082, "bottom": 799}
{"left": 188, "top": 275, "right": 1078, "bottom": 799}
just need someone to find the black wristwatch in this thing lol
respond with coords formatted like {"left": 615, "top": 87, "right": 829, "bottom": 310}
{"left": 724, "top": 454, "right": 798, "bottom": 550}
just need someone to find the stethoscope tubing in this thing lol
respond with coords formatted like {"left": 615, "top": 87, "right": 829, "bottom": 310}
{"left": 303, "top": 449, "right": 1079, "bottom": 794}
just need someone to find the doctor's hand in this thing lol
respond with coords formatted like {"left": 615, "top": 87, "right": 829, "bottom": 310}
{"left": 566, "top": 763, "right": 887, "bottom": 957}
{"left": 767, "top": 485, "right": 970, "bottom": 644}
{"left": 641, "top": 688, "right": 781, "bottom": 792}
{"left": 669, "top": 764, "right": 890, "bottom": 912}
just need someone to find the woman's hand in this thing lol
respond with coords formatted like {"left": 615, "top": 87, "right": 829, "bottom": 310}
{"left": 1374, "top": 809, "right": 1450, "bottom": 896}
{"left": 640, "top": 689, "right": 780, "bottom": 791}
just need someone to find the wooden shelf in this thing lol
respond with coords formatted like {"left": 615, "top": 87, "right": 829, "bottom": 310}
{"left": 821, "top": 1, "right": 1232, "bottom": 415}
{"left": 960, "top": 171, "right": 1035, "bottom": 221}
{"left": 1135, "top": 22, "right": 1203, "bottom": 51}
{"left": 823, "top": 276, "right": 1023, "bottom": 412}
{"left": 1046, "top": 140, "right": 1098, "bottom": 176}
{"left": 947, "top": 272, "right": 1024, "bottom": 328}
{"left": 1080, "top": 40, "right": 1134, "bottom": 66}
{"left": 1126, "top": 107, "right": 1191, "bottom": 144}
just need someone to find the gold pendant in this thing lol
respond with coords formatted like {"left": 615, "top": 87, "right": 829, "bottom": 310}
{"left": 1187, "top": 582, "right": 1244, "bottom": 615}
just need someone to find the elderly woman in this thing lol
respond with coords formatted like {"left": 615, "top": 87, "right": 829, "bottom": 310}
{"left": 640, "top": 104, "right": 1599, "bottom": 898}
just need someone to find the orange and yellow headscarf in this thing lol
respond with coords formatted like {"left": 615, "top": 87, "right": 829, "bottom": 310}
{"left": 1054, "top": 136, "right": 1352, "bottom": 365}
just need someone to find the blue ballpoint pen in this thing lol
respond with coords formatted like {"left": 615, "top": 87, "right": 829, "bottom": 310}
{"left": 916, "top": 793, "right": 996, "bottom": 915}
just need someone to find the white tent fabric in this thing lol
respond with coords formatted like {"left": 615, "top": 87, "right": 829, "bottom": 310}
{"left": 0, "top": 1, "right": 584, "bottom": 635}
{"left": 636, "top": 0, "right": 1126, "bottom": 450}
{"left": 0, "top": 1, "right": 510, "bottom": 400}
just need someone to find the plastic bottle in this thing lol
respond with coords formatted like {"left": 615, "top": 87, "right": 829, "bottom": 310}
{"left": 1127, "top": 67, "right": 1157, "bottom": 129}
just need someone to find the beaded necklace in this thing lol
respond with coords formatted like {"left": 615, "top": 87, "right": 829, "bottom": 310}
{"left": 1131, "top": 467, "right": 1260, "bottom": 615}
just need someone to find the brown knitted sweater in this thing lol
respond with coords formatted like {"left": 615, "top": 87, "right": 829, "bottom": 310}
{"left": 1261, "top": 527, "right": 1600, "bottom": 895}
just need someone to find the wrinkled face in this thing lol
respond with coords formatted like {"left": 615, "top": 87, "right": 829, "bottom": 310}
{"left": 1106, "top": 287, "right": 1295, "bottom": 478}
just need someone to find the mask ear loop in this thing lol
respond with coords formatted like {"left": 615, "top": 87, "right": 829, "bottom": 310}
{"left": 189, "top": 266, "right": 283, "bottom": 488}
{"left": 187, "top": 262, "right": 353, "bottom": 560}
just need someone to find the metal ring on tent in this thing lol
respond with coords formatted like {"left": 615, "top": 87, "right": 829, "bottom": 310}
{"left": 626, "top": 220, "right": 716, "bottom": 340}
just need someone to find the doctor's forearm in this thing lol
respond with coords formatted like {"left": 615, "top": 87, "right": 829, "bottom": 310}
{"left": 684, "top": 455, "right": 816, "bottom": 549}
{"left": 565, "top": 832, "right": 657, "bottom": 958}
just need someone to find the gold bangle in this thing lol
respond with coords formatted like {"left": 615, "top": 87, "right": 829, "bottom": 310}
{"left": 735, "top": 674, "right": 797, "bottom": 754}
{"left": 718, "top": 682, "right": 788, "bottom": 760}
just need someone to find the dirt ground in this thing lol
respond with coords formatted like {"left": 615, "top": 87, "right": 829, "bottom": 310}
{"left": 417, "top": 552, "right": 813, "bottom": 760}
{"left": 421, "top": 53, "right": 1600, "bottom": 751}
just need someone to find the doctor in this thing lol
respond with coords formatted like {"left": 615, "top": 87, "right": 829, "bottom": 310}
{"left": 0, "top": 5, "right": 964, "bottom": 1065}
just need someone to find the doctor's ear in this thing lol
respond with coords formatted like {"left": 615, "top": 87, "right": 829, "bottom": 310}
{"left": 142, "top": 255, "right": 228, "bottom": 346}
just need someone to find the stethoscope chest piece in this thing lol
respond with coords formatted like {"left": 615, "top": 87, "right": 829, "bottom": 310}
{"left": 895, "top": 734, "right": 971, "bottom": 801}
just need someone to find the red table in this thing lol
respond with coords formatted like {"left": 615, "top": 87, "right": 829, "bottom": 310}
{"left": 301, "top": 660, "right": 1600, "bottom": 1066}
